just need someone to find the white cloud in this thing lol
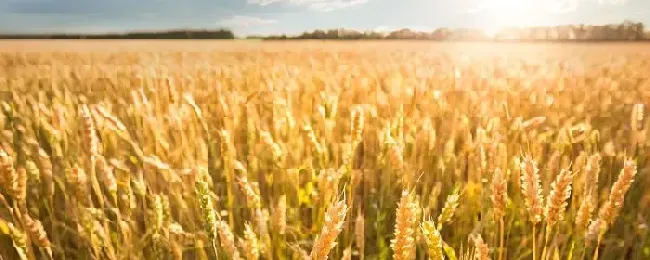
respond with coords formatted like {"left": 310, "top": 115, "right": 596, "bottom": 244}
{"left": 552, "top": 0, "right": 629, "bottom": 14}
{"left": 552, "top": 0, "right": 579, "bottom": 13}
{"left": 307, "top": 0, "right": 368, "bottom": 11}
{"left": 248, "top": 0, "right": 369, "bottom": 11}
{"left": 247, "top": 0, "right": 284, "bottom": 6}
{"left": 463, "top": 0, "right": 581, "bottom": 16}
{"left": 466, "top": 0, "right": 629, "bottom": 15}
{"left": 216, "top": 15, "right": 278, "bottom": 27}
{"left": 598, "top": 0, "right": 628, "bottom": 5}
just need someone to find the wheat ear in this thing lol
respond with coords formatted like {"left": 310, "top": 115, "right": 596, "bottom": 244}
{"left": 588, "top": 158, "right": 637, "bottom": 243}
{"left": 310, "top": 198, "right": 348, "bottom": 260}
{"left": 520, "top": 155, "right": 543, "bottom": 260}
{"left": 391, "top": 190, "right": 417, "bottom": 260}
{"left": 491, "top": 168, "right": 507, "bottom": 260}
{"left": 421, "top": 219, "right": 444, "bottom": 260}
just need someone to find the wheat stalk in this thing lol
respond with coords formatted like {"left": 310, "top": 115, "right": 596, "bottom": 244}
{"left": 542, "top": 166, "right": 573, "bottom": 260}
{"left": 491, "top": 168, "right": 507, "bottom": 260}
{"left": 392, "top": 190, "right": 417, "bottom": 260}
{"left": 35, "top": 148, "right": 54, "bottom": 201}
{"left": 437, "top": 187, "right": 460, "bottom": 230}
{"left": 311, "top": 197, "right": 348, "bottom": 260}
{"left": 472, "top": 234, "right": 490, "bottom": 260}
{"left": 421, "top": 219, "right": 444, "bottom": 260}
{"left": 239, "top": 222, "right": 261, "bottom": 260}
{"left": 272, "top": 195, "right": 287, "bottom": 235}
{"left": 544, "top": 167, "right": 573, "bottom": 230}
{"left": 23, "top": 213, "right": 52, "bottom": 259}
{"left": 169, "top": 222, "right": 185, "bottom": 260}
{"left": 575, "top": 194, "right": 594, "bottom": 234}
{"left": 355, "top": 209, "right": 365, "bottom": 258}
{"left": 351, "top": 105, "right": 365, "bottom": 144}
{"left": 520, "top": 155, "right": 544, "bottom": 224}
{"left": 195, "top": 179, "right": 220, "bottom": 259}
{"left": 588, "top": 158, "right": 637, "bottom": 244}
{"left": 0, "top": 149, "right": 17, "bottom": 197}
{"left": 217, "top": 220, "right": 241, "bottom": 260}
{"left": 520, "top": 155, "right": 543, "bottom": 260}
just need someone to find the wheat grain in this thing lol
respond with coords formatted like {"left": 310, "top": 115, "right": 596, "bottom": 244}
{"left": 544, "top": 167, "right": 572, "bottom": 230}
{"left": 520, "top": 155, "right": 544, "bottom": 224}
{"left": 239, "top": 222, "right": 261, "bottom": 260}
{"left": 0, "top": 150, "right": 17, "bottom": 197}
{"left": 472, "top": 234, "right": 489, "bottom": 260}
{"left": 392, "top": 190, "right": 417, "bottom": 260}
{"left": 311, "top": 198, "right": 348, "bottom": 260}
{"left": 355, "top": 210, "right": 365, "bottom": 256}
{"left": 589, "top": 158, "right": 637, "bottom": 240}
{"left": 217, "top": 220, "right": 241, "bottom": 260}
{"left": 272, "top": 195, "right": 287, "bottom": 235}
{"left": 491, "top": 168, "right": 507, "bottom": 221}
{"left": 437, "top": 188, "right": 460, "bottom": 229}
{"left": 575, "top": 194, "right": 594, "bottom": 233}
{"left": 351, "top": 105, "right": 365, "bottom": 144}
{"left": 196, "top": 180, "right": 218, "bottom": 240}
{"left": 421, "top": 220, "right": 444, "bottom": 260}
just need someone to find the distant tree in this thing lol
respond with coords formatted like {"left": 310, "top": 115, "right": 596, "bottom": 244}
{"left": 387, "top": 28, "right": 417, "bottom": 39}
{"left": 0, "top": 28, "right": 236, "bottom": 39}
{"left": 637, "top": 22, "right": 645, "bottom": 40}
{"left": 326, "top": 29, "right": 339, "bottom": 39}
{"left": 431, "top": 28, "right": 449, "bottom": 40}
{"left": 312, "top": 29, "right": 326, "bottom": 39}
{"left": 249, "top": 20, "right": 647, "bottom": 42}
{"left": 297, "top": 31, "right": 311, "bottom": 39}
{"left": 337, "top": 28, "right": 362, "bottom": 40}
{"left": 363, "top": 31, "right": 384, "bottom": 39}
{"left": 557, "top": 25, "right": 571, "bottom": 40}
{"left": 574, "top": 24, "right": 584, "bottom": 40}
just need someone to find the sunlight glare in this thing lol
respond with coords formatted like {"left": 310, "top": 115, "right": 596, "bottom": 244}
{"left": 477, "top": 0, "right": 545, "bottom": 36}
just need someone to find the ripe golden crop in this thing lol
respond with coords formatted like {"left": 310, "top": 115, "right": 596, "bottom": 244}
{"left": 0, "top": 41, "right": 648, "bottom": 260}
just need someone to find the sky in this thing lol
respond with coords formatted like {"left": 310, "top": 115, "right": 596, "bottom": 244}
{"left": 0, "top": 0, "right": 649, "bottom": 36}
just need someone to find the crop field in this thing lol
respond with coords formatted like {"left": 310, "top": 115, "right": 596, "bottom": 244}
{"left": 0, "top": 41, "right": 649, "bottom": 260}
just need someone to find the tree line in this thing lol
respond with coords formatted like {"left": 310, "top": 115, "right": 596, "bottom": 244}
{"left": 0, "top": 20, "right": 646, "bottom": 41}
{"left": 0, "top": 29, "right": 235, "bottom": 39}
{"left": 253, "top": 20, "right": 647, "bottom": 41}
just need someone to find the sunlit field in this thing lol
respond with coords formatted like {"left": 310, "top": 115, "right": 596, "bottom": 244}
{"left": 0, "top": 40, "right": 649, "bottom": 260}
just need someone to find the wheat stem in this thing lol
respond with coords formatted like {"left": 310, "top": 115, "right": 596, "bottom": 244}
{"left": 498, "top": 219, "right": 504, "bottom": 260}
{"left": 533, "top": 224, "right": 537, "bottom": 260}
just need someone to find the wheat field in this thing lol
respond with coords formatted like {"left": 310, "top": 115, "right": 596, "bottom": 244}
{"left": 0, "top": 41, "right": 649, "bottom": 260}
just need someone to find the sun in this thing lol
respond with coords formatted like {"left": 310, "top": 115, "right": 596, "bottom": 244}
{"left": 476, "top": 0, "right": 541, "bottom": 36}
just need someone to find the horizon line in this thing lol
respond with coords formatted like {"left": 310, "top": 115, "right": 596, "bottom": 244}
{"left": 0, "top": 19, "right": 646, "bottom": 37}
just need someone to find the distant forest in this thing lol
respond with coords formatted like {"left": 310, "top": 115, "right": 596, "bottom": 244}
{"left": 255, "top": 21, "right": 648, "bottom": 41}
{"left": 0, "top": 29, "right": 235, "bottom": 39}
{"left": 0, "top": 21, "right": 647, "bottom": 41}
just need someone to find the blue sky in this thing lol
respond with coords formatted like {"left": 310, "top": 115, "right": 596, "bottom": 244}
{"left": 0, "top": 0, "right": 649, "bottom": 36}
